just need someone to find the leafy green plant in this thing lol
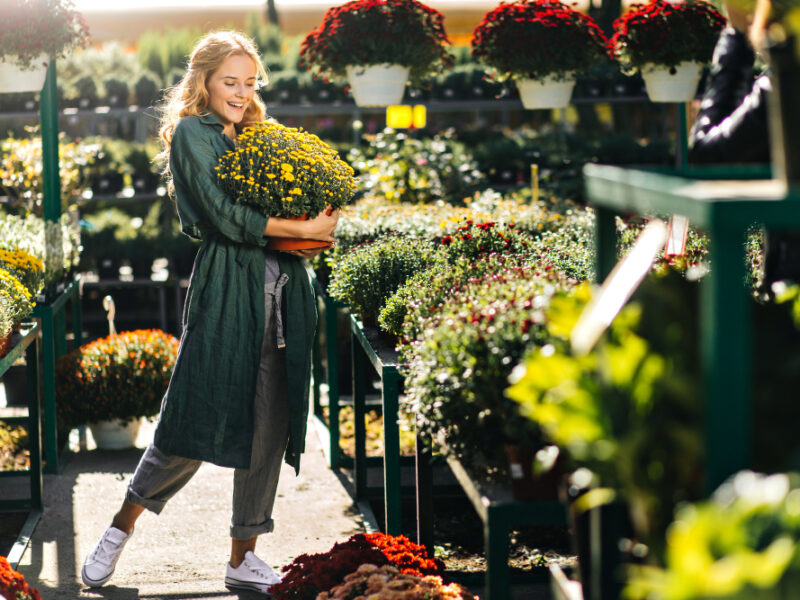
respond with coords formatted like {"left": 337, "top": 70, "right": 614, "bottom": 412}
{"left": 402, "top": 262, "right": 576, "bottom": 471}
{"left": 0, "top": 247, "right": 44, "bottom": 297}
{"left": 0, "top": 266, "right": 33, "bottom": 326}
{"left": 327, "top": 235, "right": 436, "bottom": 326}
{"left": 348, "top": 128, "right": 485, "bottom": 205}
{"left": 626, "top": 471, "right": 800, "bottom": 600}
{"left": 507, "top": 271, "right": 705, "bottom": 558}
{"left": 55, "top": 329, "right": 179, "bottom": 428}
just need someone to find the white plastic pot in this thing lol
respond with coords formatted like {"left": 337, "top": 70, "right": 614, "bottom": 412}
{"left": 0, "top": 53, "right": 49, "bottom": 94}
{"left": 517, "top": 75, "right": 576, "bottom": 110}
{"left": 640, "top": 61, "right": 703, "bottom": 103}
{"left": 346, "top": 64, "right": 410, "bottom": 107}
{"left": 89, "top": 418, "right": 142, "bottom": 450}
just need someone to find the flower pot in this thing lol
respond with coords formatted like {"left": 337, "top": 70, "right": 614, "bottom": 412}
{"left": 516, "top": 75, "right": 576, "bottom": 110}
{"left": 267, "top": 238, "right": 333, "bottom": 252}
{"left": 0, "top": 54, "right": 49, "bottom": 94}
{"left": 640, "top": 61, "right": 703, "bottom": 103}
{"left": 89, "top": 418, "right": 142, "bottom": 450}
{"left": 0, "top": 331, "right": 11, "bottom": 358}
{"left": 504, "top": 444, "right": 562, "bottom": 501}
{"left": 346, "top": 64, "right": 409, "bottom": 107}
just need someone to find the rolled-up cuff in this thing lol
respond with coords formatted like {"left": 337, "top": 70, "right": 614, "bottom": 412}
{"left": 230, "top": 518, "right": 275, "bottom": 540}
{"left": 126, "top": 486, "right": 168, "bottom": 515}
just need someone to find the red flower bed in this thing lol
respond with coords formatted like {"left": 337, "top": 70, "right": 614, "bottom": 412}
{"left": 608, "top": 0, "right": 726, "bottom": 72}
{"left": 271, "top": 532, "right": 443, "bottom": 600}
{"left": 0, "top": 556, "right": 42, "bottom": 600}
{"left": 471, "top": 0, "right": 607, "bottom": 81}
{"left": 299, "top": 0, "right": 453, "bottom": 83}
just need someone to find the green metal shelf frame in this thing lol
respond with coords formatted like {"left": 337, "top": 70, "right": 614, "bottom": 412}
{"left": 0, "top": 322, "right": 43, "bottom": 513}
{"left": 33, "top": 276, "right": 82, "bottom": 474}
{"left": 350, "top": 314, "right": 404, "bottom": 536}
{"left": 585, "top": 163, "right": 798, "bottom": 493}
{"left": 443, "top": 454, "right": 568, "bottom": 600}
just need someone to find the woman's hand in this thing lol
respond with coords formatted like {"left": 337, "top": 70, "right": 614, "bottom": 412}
{"left": 264, "top": 208, "right": 340, "bottom": 242}
{"left": 300, "top": 208, "right": 340, "bottom": 242}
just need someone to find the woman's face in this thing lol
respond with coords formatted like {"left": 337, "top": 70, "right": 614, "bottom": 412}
{"left": 205, "top": 53, "right": 257, "bottom": 127}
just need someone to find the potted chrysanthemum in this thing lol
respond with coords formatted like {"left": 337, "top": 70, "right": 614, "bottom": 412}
{"left": 55, "top": 329, "right": 179, "bottom": 450}
{"left": 608, "top": 0, "right": 726, "bottom": 103}
{"left": 471, "top": 0, "right": 608, "bottom": 110}
{"left": 216, "top": 120, "right": 357, "bottom": 251}
{"left": 299, "top": 0, "right": 453, "bottom": 107}
{"left": 0, "top": 0, "right": 90, "bottom": 94}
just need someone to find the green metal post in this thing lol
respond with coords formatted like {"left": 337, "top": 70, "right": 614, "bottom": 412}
{"left": 72, "top": 284, "right": 83, "bottom": 350}
{"left": 415, "top": 426, "right": 434, "bottom": 553}
{"left": 353, "top": 330, "right": 367, "bottom": 499}
{"left": 484, "top": 507, "right": 511, "bottom": 600}
{"left": 27, "top": 339, "right": 43, "bottom": 509}
{"left": 40, "top": 60, "right": 61, "bottom": 224}
{"left": 677, "top": 103, "right": 689, "bottom": 171}
{"left": 594, "top": 206, "right": 617, "bottom": 282}
{"left": 40, "top": 307, "right": 58, "bottom": 473}
{"left": 702, "top": 223, "right": 751, "bottom": 492}
{"left": 54, "top": 309, "right": 67, "bottom": 358}
{"left": 382, "top": 367, "right": 402, "bottom": 536}
{"left": 325, "top": 298, "right": 341, "bottom": 467}
{"left": 590, "top": 502, "right": 625, "bottom": 600}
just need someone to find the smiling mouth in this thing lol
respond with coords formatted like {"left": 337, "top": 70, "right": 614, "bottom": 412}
{"left": 228, "top": 102, "right": 245, "bottom": 109}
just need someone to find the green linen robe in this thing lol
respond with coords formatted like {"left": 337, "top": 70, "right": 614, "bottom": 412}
{"left": 152, "top": 112, "right": 317, "bottom": 473}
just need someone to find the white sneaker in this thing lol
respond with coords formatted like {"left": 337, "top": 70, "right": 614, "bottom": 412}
{"left": 225, "top": 551, "right": 282, "bottom": 593}
{"left": 81, "top": 525, "right": 133, "bottom": 587}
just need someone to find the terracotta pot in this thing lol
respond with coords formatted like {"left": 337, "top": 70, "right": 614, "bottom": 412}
{"left": 267, "top": 211, "right": 333, "bottom": 252}
{"left": 0, "top": 331, "right": 11, "bottom": 358}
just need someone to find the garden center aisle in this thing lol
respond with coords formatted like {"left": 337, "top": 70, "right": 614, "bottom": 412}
{"left": 14, "top": 419, "right": 367, "bottom": 599}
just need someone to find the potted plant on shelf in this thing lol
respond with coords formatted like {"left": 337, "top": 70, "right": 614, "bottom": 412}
{"left": 216, "top": 120, "right": 357, "bottom": 251}
{"left": 608, "top": 0, "right": 726, "bottom": 103}
{"left": 471, "top": 0, "right": 608, "bottom": 110}
{"left": 55, "top": 329, "right": 179, "bottom": 450}
{"left": 0, "top": 0, "right": 90, "bottom": 94}
{"left": 299, "top": 0, "right": 453, "bottom": 107}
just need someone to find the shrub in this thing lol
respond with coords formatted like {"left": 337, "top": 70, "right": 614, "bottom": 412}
{"left": 327, "top": 235, "right": 436, "bottom": 325}
{"left": 608, "top": 0, "right": 726, "bottom": 73}
{"left": 271, "top": 532, "right": 442, "bottom": 600}
{"left": 0, "top": 248, "right": 44, "bottom": 297}
{"left": 134, "top": 71, "right": 161, "bottom": 107}
{"left": 102, "top": 76, "right": 129, "bottom": 107}
{"left": 317, "top": 564, "right": 474, "bottom": 600}
{"left": 55, "top": 329, "right": 179, "bottom": 428}
{"left": 378, "top": 222, "right": 536, "bottom": 337}
{"left": 347, "top": 128, "right": 485, "bottom": 205}
{"left": 471, "top": 0, "right": 608, "bottom": 81}
{"left": 299, "top": 0, "right": 453, "bottom": 84}
{"left": 402, "top": 263, "right": 576, "bottom": 470}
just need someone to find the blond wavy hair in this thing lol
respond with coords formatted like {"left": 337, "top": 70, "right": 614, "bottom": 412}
{"left": 157, "top": 31, "right": 269, "bottom": 186}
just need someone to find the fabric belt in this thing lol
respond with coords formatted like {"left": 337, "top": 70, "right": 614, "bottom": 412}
{"left": 265, "top": 273, "right": 289, "bottom": 349}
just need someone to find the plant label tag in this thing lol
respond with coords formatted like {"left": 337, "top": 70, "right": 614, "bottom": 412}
{"left": 571, "top": 219, "right": 667, "bottom": 355}
{"left": 665, "top": 214, "right": 689, "bottom": 257}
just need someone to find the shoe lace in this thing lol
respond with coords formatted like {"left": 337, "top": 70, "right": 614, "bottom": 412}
{"left": 90, "top": 534, "right": 123, "bottom": 566}
{"left": 246, "top": 562, "right": 279, "bottom": 583}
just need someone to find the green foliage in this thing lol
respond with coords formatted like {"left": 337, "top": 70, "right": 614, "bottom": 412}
{"left": 507, "top": 271, "right": 705, "bottom": 557}
{"left": 245, "top": 10, "right": 283, "bottom": 57}
{"left": 0, "top": 266, "right": 33, "bottom": 326}
{"left": 348, "top": 128, "right": 485, "bottom": 205}
{"left": 101, "top": 77, "right": 129, "bottom": 108}
{"left": 402, "top": 262, "right": 576, "bottom": 470}
{"left": 0, "top": 422, "right": 29, "bottom": 471}
{"left": 135, "top": 27, "right": 197, "bottom": 83}
{"left": 626, "top": 471, "right": 800, "bottom": 600}
{"left": 327, "top": 235, "right": 436, "bottom": 326}
{"left": 55, "top": 329, "right": 179, "bottom": 427}
{"left": 133, "top": 71, "right": 162, "bottom": 108}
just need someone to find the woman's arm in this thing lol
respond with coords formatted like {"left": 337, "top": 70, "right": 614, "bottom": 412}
{"left": 688, "top": 28, "right": 771, "bottom": 164}
{"left": 265, "top": 209, "right": 340, "bottom": 242}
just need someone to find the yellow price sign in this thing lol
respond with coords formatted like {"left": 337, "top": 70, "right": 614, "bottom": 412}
{"left": 386, "top": 105, "right": 426, "bottom": 129}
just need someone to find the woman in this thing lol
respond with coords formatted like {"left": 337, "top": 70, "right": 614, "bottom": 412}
{"left": 81, "top": 31, "right": 339, "bottom": 593}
